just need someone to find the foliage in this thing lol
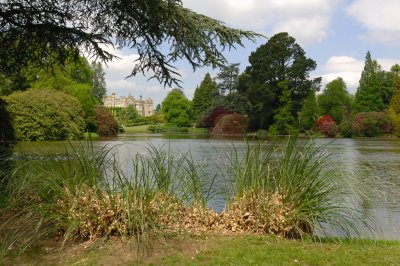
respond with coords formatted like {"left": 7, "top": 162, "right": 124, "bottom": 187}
{"left": 0, "top": 98, "right": 14, "bottom": 183}
{"left": 148, "top": 114, "right": 165, "bottom": 124}
{"left": 30, "top": 56, "right": 96, "bottom": 118}
{"left": 216, "top": 63, "right": 240, "bottom": 95}
{"left": 192, "top": 73, "right": 217, "bottom": 120}
{"left": 91, "top": 61, "right": 107, "bottom": 104}
{"left": 3, "top": 89, "right": 85, "bottom": 140}
{"left": 298, "top": 90, "right": 318, "bottom": 131}
{"left": 94, "top": 106, "right": 118, "bottom": 136}
{"left": 318, "top": 77, "right": 351, "bottom": 124}
{"left": 268, "top": 81, "right": 297, "bottom": 135}
{"left": 162, "top": 89, "right": 193, "bottom": 127}
{"left": 339, "top": 119, "right": 353, "bottom": 138}
{"left": 117, "top": 105, "right": 149, "bottom": 126}
{"left": 148, "top": 124, "right": 167, "bottom": 133}
{"left": 353, "top": 52, "right": 394, "bottom": 113}
{"left": 0, "top": 0, "right": 259, "bottom": 87}
{"left": 388, "top": 89, "right": 400, "bottom": 137}
{"left": 154, "top": 104, "right": 162, "bottom": 115}
{"left": 315, "top": 115, "right": 338, "bottom": 138}
{"left": 211, "top": 113, "right": 248, "bottom": 135}
{"left": 240, "top": 32, "right": 320, "bottom": 129}
{"left": 351, "top": 112, "right": 392, "bottom": 137}
{"left": 199, "top": 106, "right": 233, "bottom": 128}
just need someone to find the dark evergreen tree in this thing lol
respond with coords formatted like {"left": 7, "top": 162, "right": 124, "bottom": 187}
{"left": 353, "top": 52, "right": 394, "bottom": 113}
{"left": 216, "top": 63, "right": 240, "bottom": 95}
{"left": 269, "top": 80, "right": 296, "bottom": 135}
{"left": 192, "top": 73, "right": 217, "bottom": 120}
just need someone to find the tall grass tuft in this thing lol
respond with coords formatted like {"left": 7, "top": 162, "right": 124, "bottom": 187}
{"left": 221, "top": 136, "right": 377, "bottom": 238}
{"left": 0, "top": 141, "right": 216, "bottom": 257}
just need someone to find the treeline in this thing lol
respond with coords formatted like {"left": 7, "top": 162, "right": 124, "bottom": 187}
{"left": 161, "top": 32, "right": 400, "bottom": 137}
{"left": 0, "top": 54, "right": 121, "bottom": 140}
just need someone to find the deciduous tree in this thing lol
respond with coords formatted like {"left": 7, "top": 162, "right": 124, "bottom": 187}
{"left": 241, "top": 32, "right": 320, "bottom": 129}
{"left": 162, "top": 89, "right": 193, "bottom": 127}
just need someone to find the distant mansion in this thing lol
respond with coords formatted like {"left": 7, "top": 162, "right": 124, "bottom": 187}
{"left": 103, "top": 93, "right": 154, "bottom": 117}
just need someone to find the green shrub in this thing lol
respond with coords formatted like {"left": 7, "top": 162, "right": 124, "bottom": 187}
{"left": 388, "top": 91, "right": 400, "bottom": 137}
{"left": 148, "top": 124, "right": 166, "bottom": 133}
{"left": 148, "top": 114, "right": 164, "bottom": 124}
{"left": 339, "top": 119, "right": 352, "bottom": 138}
{"left": 95, "top": 106, "right": 118, "bottom": 136}
{"left": 3, "top": 89, "right": 85, "bottom": 140}
{"left": 351, "top": 112, "right": 392, "bottom": 137}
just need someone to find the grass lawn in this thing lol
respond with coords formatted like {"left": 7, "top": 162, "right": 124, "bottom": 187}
{"left": 122, "top": 125, "right": 153, "bottom": 133}
{"left": 4, "top": 235, "right": 400, "bottom": 265}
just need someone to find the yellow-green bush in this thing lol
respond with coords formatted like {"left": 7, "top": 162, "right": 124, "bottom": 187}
{"left": 389, "top": 91, "right": 400, "bottom": 136}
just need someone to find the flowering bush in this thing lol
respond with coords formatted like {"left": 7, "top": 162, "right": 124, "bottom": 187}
{"left": 315, "top": 115, "right": 338, "bottom": 137}
{"left": 212, "top": 113, "right": 248, "bottom": 135}
{"left": 351, "top": 112, "right": 392, "bottom": 137}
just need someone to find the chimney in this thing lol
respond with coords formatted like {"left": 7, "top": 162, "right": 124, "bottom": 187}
{"left": 140, "top": 95, "right": 143, "bottom": 101}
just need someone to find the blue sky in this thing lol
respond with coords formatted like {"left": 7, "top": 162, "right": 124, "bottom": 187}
{"left": 102, "top": 0, "right": 400, "bottom": 106}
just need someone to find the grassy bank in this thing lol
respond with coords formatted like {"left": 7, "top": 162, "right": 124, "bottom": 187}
{"left": 3, "top": 235, "right": 400, "bottom": 265}
{"left": 0, "top": 136, "right": 387, "bottom": 261}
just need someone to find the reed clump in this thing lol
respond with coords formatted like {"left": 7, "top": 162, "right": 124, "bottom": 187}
{"left": 0, "top": 137, "right": 378, "bottom": 258}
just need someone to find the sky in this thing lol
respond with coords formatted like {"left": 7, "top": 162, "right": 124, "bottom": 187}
{"left": 101, "top": 0, "right": 400, "bottom": 106}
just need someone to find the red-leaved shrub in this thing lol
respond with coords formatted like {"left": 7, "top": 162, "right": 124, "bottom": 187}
{"left": 199, "top": 106, "right": 233, "bottom": 128}
{"left": 212, "top": 113, "right": 248, "bottom": 135}
{"left": 95, "top": 106, "right": 118, "bottom": 136}
{"left": 315, "top": 115, "right": 338, "bottom": 137}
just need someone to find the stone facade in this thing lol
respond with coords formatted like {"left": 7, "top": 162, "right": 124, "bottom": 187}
{"left": 103, "top": 93, "right": 154, "bottom": 117}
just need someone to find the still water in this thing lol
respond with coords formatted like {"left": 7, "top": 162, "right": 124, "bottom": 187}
{"left": 16, "top": 134, "right": 400, "bottom": 240}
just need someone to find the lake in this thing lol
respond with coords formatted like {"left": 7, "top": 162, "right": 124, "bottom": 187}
{"left": 15, "top": 134, "right": 400, "bottom": 240}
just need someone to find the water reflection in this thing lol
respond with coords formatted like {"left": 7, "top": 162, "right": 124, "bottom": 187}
{"left": 15, "top": 136, "right": 400, "bottom": 239}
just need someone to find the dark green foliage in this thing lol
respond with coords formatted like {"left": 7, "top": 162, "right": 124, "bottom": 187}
{"left": 95, "top": 106, "right": 118, "bottom": 136}
{"left": 0, "top": 0, "right": 258, "bottom": 87}
{"left": 318, "top": 77, "right": 351, "bottom": 124}
{"left": 269, "top": 81, "right": 297, "bottom": 135}
{"left": 339, "top": 119, "right": 353, "bottom": 138}
{"left": 211, "top": 113, "right": 248, "bottom": 135}
{"left": 351, "top": 112, "right": 392, "bottom": 137}
{"left": 154, "top": 104, "right": 162, "bottom": 115}
{"left": 162, "top": 89, "right": 193, "bottom": 127}
{"left": 3, "top": 89, "right": 85, "bottom": 140}
{"left": 192, "top": 73, "right": 217, "bottom": 120}
{"left": 0, "top": 98, "right": 14, "bottom": 183}
{"left": 91, "top": 61, "right": 107, "bottom": 104}
{"left": 216, "top": 63, "right": 240, "bottom": 95}
{"left": 241, "top": 32, "right": 320, "bottom": 129}
{"left": 298, "top": 90, "right": 318, "bottom": 131}
{"left": 353, "top": 52, "right": 393, "bottom": 113}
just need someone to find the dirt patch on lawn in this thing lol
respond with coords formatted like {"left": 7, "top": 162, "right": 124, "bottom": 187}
{"left": 2, "top": 234, "right": 224, "bottom": 265}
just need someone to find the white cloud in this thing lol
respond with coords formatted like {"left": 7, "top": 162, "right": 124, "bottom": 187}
{"left": 182, "top": 0, "right": 340, "bottom": 45}
{"left": 346, "top": 0, "right": 400, "bottom": 45}
{"left": 319, "top": 55, "right": 400, "bottom": 94}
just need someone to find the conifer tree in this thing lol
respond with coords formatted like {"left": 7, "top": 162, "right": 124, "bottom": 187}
{"left": 192, "top": 73, "right": 217, "bottom": 120}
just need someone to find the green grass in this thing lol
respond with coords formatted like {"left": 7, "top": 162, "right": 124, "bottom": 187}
{"left": 160, "top": 236, "right": 400, "bottom": 266}
{"left": 123, "top": 124, "right": 154, "bottom": 133}
{"left": 3, "top": 235, "right": 400, "bottom": 265}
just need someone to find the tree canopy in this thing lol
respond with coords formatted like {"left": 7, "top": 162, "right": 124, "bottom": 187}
{"left": 162, "top": 89, "right": 193, "bottom": 127}
{"left": 0, "top": 0, "right": 259, "bottom": 87}
{"left": 240, "top": 32, "right": 320, "bottom": 129}
{"left": 318, "top": 77, "right": 351, "bottom": 124}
